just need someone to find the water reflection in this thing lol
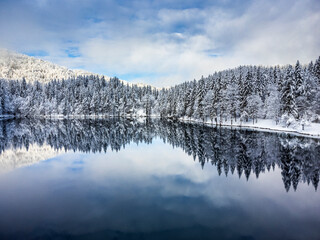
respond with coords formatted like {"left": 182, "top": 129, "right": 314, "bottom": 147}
{"left": 0, "top": 118, "right": 319, "bottom": 192}
{"left": 0, "top": 119, "right": 320, "bottom": 239}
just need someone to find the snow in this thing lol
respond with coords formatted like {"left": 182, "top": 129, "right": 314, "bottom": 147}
{"left": 136, "top": 109, "right": 145, "bottom": 117}
{"left": 0, "top": 48, "right": 96, "bottom": 83}
{"left": 180, "top": 118, "right": 320, "bottom": 138}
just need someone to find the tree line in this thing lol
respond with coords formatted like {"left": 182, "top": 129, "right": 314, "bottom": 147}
{"left": 0, "top": 56, "right": 320, "bottom": 126}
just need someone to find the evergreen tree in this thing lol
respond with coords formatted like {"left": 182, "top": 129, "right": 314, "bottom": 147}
{"left": 265, "top": 82, "right": 280, "bottom": 123}
{"left": 225, "top": 72, "right": 239, "bottom": 124}
{"left": 314, "top": 56, "right": 320, "bottom": 83}
{"left": 281, "top": 65, "right": 298, "bottom": 123}
{"left": 239, "top": 69, "right": 253, "bottom": 122}
{"left": 193, "top": 77, "right": 206, "bottom": 122}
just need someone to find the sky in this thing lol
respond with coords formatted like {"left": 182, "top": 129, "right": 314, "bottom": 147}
{"left": 0, "top": 0, "right": 319, "bottom": 87}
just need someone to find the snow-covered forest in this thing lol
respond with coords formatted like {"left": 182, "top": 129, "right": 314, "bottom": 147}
{"left": 0, "top": 56, "right": 320, "bottom": 128}
{"left": 0, "top": 49, "right": 96, "bottom": 83}
{"left": 0, "top": 118, "right": 319, "bottom": 191}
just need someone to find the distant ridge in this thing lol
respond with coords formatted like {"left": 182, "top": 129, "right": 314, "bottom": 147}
{"left": 0, "top": 48, "right": 100, "bottom": 83}
{"left": 0, "top": 49, "right": 149, "bottom": 88}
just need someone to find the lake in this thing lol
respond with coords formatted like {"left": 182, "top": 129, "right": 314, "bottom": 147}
{"left": 0, "top": 118, "right": 319, "bottom": 240}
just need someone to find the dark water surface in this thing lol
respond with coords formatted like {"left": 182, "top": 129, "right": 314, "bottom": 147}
{"left": 0, "top": 118, "right": 319, "bottom": 240}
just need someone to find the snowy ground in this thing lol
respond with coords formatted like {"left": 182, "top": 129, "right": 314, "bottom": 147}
{"left": 180, "top": 117, "right": 320, "bottom": 138}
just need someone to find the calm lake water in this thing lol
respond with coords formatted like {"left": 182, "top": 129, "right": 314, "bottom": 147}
{"left": 0, "top": 118, "right": 319, "bottom": 240}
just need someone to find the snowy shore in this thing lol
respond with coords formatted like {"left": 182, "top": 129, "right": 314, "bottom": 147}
{"left": 179, "top": 117, "right": 320, "bottom": 138}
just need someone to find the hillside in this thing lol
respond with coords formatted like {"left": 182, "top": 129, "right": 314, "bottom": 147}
{"left": 0, "top": 49, "right": 106, "bottom": 83}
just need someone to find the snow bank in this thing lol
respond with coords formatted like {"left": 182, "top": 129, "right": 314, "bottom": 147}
{"left": 179, "top": 118, "right": 320, "bottom": 138}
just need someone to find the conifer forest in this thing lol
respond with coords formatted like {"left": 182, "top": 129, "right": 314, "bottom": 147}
{"left": 1, "top": 57, "right": 320, "bottom": 128}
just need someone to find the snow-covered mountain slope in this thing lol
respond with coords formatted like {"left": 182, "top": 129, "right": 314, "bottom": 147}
{"left": 0, "top": 49, "right": 105, "bottom": 83}
{"left": 0, "top": 49, "right": 152, "bottom": 88}
{"left": 0, "top": 144, "right": 60, "bottom": 173}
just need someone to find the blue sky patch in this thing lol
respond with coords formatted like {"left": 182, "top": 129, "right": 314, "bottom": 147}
{"left": 65, "top": 47, "right": 81, "bottom": 58}
{"left": 23, "top": 50, "right": 48, "bottom": 57}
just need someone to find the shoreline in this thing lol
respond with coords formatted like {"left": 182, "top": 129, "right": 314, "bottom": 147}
{"left": 1, "top": 114, "right": 320, "bottom": 139}
{"left": 178, "top": 118, "right": 320, "bottom": 139}
{"left": 179, "top": 119, "right": 320, "bottom": 139}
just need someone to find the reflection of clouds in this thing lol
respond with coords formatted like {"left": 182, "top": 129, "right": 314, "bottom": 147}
{"left": 0, "top": 126, "right": 320, "bottom": 238}
{"left": 76, "top": 141, "right": 320, "bottom": 239}
{"left": 1, "top": 139, "right": 319, "bottom": 239}
{"left": 85, "top": 139, "right": 210, "bottom": 182}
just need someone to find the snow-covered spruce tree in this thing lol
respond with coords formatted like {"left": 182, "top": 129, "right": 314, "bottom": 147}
{"left": 247, "top": 94, "right": 263, "bottom": 124}
{"left": 165, "top": 89, "right": 175, "bottom": 117}
{"left": 219, "top": 72, "right": 229, "bottom": 123}
{"left": 304, "top": 61, "right": 320, "bottom": 121}
{"left": 176, "top": 84, "right": 187, "bottom": 118}
{"left": 239, "top": 68, "right": 253, "bottom": 122}
{"left": 281, "top": 65, "right": 298, "bottom": 126}
{"left": 294, "top": 60, "right": 304, "bottom": 119}
{"left": 185, "top": 80, "right": 197, "bottom": 120}
{"left": 213, "top": 72, "right": 223, "bottom": 125}
{"left": 254, "top": 66, "right": 267, "bottom": 102}
{"left": 0, "top": 85, "right": 4, "bottom": 116}
{"left": 265, "top": 81, "right": 281, "bottom": 123}
{"left": 203, "top": 89, "right": 214, "bottom": 123}
{"left": 193, "top": 76, "right": 206, "bottom": 122}
{"left": 142, "top": 92, "right": 154, "bottom": 117}
{"left": 224, "top": 71, "right": 240, "bottom": 124}
{"left": 157, "top": 89, "right": 167, "bottom": 118}
{"left": 314, "top": 56, "right": 320, "bottom": 83}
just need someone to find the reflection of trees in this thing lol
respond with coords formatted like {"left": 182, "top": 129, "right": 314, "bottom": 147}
{"left": 0, "top": 118, "right": 319, "bottom": 191}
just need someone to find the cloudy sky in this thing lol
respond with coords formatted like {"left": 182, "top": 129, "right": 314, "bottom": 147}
{"left": 0, "top": 0, "right": 319, "bottom": 87}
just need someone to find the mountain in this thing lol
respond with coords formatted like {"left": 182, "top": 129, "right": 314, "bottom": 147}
{"left": 0, "top": 49, "right": 100, "bottom": 83}
{"left": 0, "top": 49, "right": 152, "bottom": 88}
{"left": 0, "top": 49, "right": 159, "bottom": 91}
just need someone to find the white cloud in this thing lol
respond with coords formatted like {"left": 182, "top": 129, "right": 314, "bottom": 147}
{"left": 0, "top": 0, "right": 319, "bottom": 86}
{"left": 76, "top": 34, "right": 216, "bottom": 86}
{"left": 77, "top": 0, "right": 320, "bottom": 86}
